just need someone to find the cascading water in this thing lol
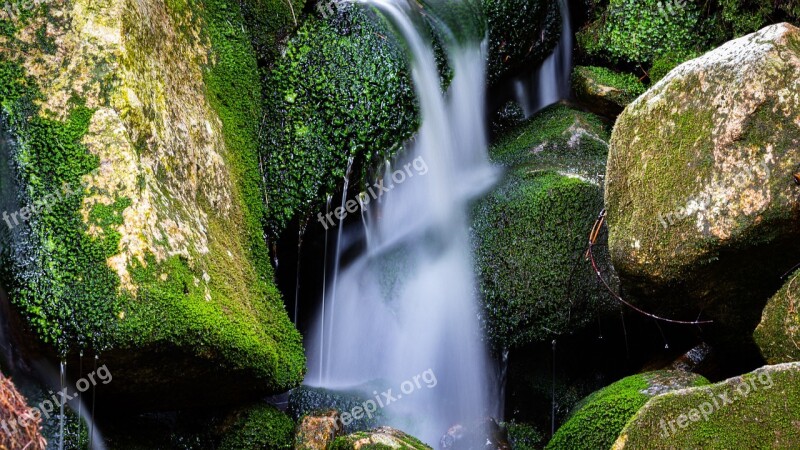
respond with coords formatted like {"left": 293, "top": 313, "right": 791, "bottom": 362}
{"left": 306, "top": 0, "right": 498, "bottom": 444}
{"left": 515, "top": 0, "right": 572, "bottom": 115}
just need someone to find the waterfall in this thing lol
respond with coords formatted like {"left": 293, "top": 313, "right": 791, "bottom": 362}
{"left": 515, "top": 0, "right": 572, "bottom": 115}
{"left": 306, "top": 0, "right": 498, "bottom": 444}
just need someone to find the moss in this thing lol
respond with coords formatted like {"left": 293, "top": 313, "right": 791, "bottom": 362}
{"left": 614, "top": 363, "right": 800, "bottom": 449}
{"left": 505, "top": 421, "right": 545, "bottom": 450}
{"left": 218, "top": 404, "right": 294, "bottom": 450}
{"left": 649, "top": 50, "right": 699, "bottom": 83}
{"left": 0, "top": 59, "right": 122, "bottom": 352}
{"left": 238, "top": 0, "right": 304, "bottom": 66}
{"left": 261, "top": 7, "right": 418, "bottom": 234}
{"left": 753, "top": 270, "right": 800, "bottom": 364}
{"left": 0, "top": 0, "right": 305, "bottom": 390}
{"left": 474, "top": 105, "right": 614, "bottom": 348}
{"left": 483, "top": 0, "right": 561, "bottom": 83}
{"left": 289, "top": 385, "right": 382, "bottom": 434}
{"left": 330, "top": 428, "right": 431, "bottom": 450}
{"left": 546, "top": 371, "right": 709, "bottom": 450}
{"left": 576, "top": 0, "right": 711, "bottom": 66}
{"left": 572, "top": 66, "right": 646, "bottom": 110}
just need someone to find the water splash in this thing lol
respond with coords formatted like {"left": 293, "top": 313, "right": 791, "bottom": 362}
{"left": 307, "top": 0, "right": 498, "bottom": 443}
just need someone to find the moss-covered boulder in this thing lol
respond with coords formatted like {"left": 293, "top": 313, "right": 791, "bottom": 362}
{"left": 754, "top": 270, "right": 800, "bottom": 364}
{"left": 546, "top": 371, "right": 709, "bottom": 450}
{"left": 613, "top": 363, "right": 800, "bottom": 449}
{"left": 474, "top": 105, "right": 615, "bottom": 349}
{"left": 605, "top": 23, "right": 800, "bottom": 345}
{"left": 289, "top": 385, "right": 382, "bottom": 434}
{"left": 0, "top": 0, "right": 303, "bottom": 409}
{"left": 261, "top": 7, "right": 418, "bottom": 234}
{"left": 484, "top": 0, "right": 561, "bottom": 83}
{"left": 330, "top": 427, "right": 432, "bottom": 450}
{"left": 572, "top": 66, "right": 645, "bottom": 117}
{"left": 219, "top": 404, "right": 294, "bottom": 450}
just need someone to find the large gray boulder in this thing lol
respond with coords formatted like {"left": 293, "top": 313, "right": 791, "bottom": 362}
{"left": 604, "top": 23, "right": 800, "bottom": 344}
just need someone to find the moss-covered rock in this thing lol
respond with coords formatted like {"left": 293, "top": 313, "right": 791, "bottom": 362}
{"left": 289, "top": 385, "right": 382, "bottom": 434}
{"left": 505, "top": 421, "right": 545, "bottom": 450}
{"left": 605, "top": 23, "right": 800, "bottom": 345}
{"left": 613, "top": 363, "right": 800, "bottom": 449}
{"left": 546, "top": 371, "right": 709, "bottom": 450}
{"left": 218, "top": 404, "right": 294, "bottom": 450}
{"left": 474, "top": 105, "right": 615, "bottom": 349}
{"left": 330, "top": 426, "right": 432, "bottom": 450}
{"left": 0, "top": 0, "right": 303, "bottom": 409}
{"left": 484, "top": 0, "right": 561, "bottom": 84}
{"left": 754, "top": 270, "right": 800, "bottom": 364}
{"left": 261, "top": 7, "right": 418, "bottom": 234}
{"left": 572, "top": 66, "right": 645, "bottom": 116}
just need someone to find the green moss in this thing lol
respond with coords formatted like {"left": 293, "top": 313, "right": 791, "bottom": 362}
{"left": 572, "top": 66, "right": 646, "bottom": 109}
{"left": 483, "top": 0, "right": 560, "bottom": 83}
{"left": 505, "top": 421, "right": 545, "bottom": 450}
{"left": 474, "top": 105, "right": 614, "bottom": 348}
{"left": 546, "top": 371, "right": 709, "bottom": 450}
{"left": 0, "top": 58, "right": 122, "bottom": 353}
{"left": 0, "top": 0, "right": 305, "bottom": 389}
{"left": 754, "top": 270, "right": 800, "bottom": 364}
{"left": 490, "top": 104, "right": 609, "bottom": 171}
{"left": 262, "top": 8, "right": 418, "bottom": 234}
{"left": 289, "top": 385, "right": 382, "bottom": 434}
{"left": 616, "top": 364, "right": 800, "bottom": 449}
{"left": 330, "top": 428, "right": 431, "bottom": 450}
{"left": 649, "top": 50, "right": 699, "bottom": 83}
{"left": 474, "top": 170, "right": 611, "bottom": 348}
{"left": 576, "top": 0, "right": 711, "bottom": 66}
{"left": 218, "top": 404, "right": 294, "bottom": 450}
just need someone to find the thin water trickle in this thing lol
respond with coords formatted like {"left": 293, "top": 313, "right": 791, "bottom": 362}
{"left": 307, "top": 0, "right": 498, "bottom": 443}
{"left": 324, "top": 157, "right": 354, "bottom": 383}
{"left": 318, "top": 195, "right": 332, "bottom": 386}
{"left": 59, "top": 360, "right": 65, "bottom": 450}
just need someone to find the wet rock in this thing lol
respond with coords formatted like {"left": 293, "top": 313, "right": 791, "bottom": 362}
{"left": 605, "top": 23, "right": 800, "bottom": 346}
{"left": 295, "top": 409, "right": 342, "bottom": 450}
{"left": 754, "top": 270, "right": 800, "bottom": 363}
{"left": 613, "top": 363, "right": 800, "bottom": 449}
{"left": 289, "top": 386, "right": 382, "bottom": 434}
{"left": 331, "top": 426, "right": 431, "bottom": 450}
{"left": 440, "top": 418, "right": 510, "bottom": 450}
{"left": 572, "top": 66, "right": 645, "bottom": 117}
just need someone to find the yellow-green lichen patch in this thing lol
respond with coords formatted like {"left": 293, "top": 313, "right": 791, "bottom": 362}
{"left": 754, "top": 270, "right": 800, "bottom": 364}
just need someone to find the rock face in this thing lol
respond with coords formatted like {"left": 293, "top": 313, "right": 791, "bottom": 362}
{"left": 613, "top": 363, "right": 800, "bottom": 449}
{"left": 295, "top": 409, "right": 342, "bottom": 450}
{"left": 474, "top": 105, "right": 615, "bottom": 349}
{"left": 754, "top": 270, "right": 800, "bottom": 363}
{"left": 0, "top": 0, "right": 303, "bottom": 409}
{"left": 605, "top": 23, "right": 800, "bottom": 344}
{"left": 331, "top": 427, "right": 432, "bottom": 450}
{"left": 546, "top": 370, "right": 709, "bottom": 450}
